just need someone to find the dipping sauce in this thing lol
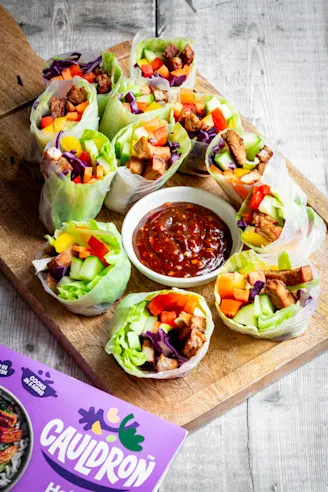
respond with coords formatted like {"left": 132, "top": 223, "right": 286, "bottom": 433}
{"left": 133, "top": 202, "right": 232, "bottom": 277}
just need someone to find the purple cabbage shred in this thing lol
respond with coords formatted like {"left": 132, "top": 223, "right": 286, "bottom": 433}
{"left": 249, "top": 281, "right": 265, "bottom": 300}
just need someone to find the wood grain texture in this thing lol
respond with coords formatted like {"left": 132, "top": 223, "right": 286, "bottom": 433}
{"left": 1, "top": 1, "right": 328, "bottom": 490}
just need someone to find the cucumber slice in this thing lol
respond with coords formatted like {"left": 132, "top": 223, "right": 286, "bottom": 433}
{"left": 96, "top": 155, "right": 110, "bottom": 174}
{"left": 242, "top": 132, "right": 260, "bottom": 149}
{"left": 259, "top": 195, "right": 281, "bottom": 222}
{"left": 243, "top": 158, "right": 260, "bottom": 170}
{"left": 83, "top": 140, "right": 99, "bottom": 161}
{"left": 57, "top": 276, "right": 71, "bottom": 288}
{"left": 258, "top": 304, "right": 300, "bottom": 331}
{"left": 259, "top": 294, "right": 275, "bottom": 316}
{"left": 115, "top": 127, "right": 133, "bottom": 158}
{"left": 214, "top": 151, "right": 234, "bottom": 171}
{"left": 278, "top": 251, "right": 292, "bottom": 270}
{"left": 233, "top": 303, "right": 258, "bottom": 328}
{"left": 136, "top": 94, "right": 155, "bottom": 104}
{"left": 144, "top": 49, "right": 157, "bottom": 63}
{"left": 220, "top": 103, "right": 233, "bottom": 120}
{"left": 70, "top": 257, "right": 84, "bottom": 280}
{"left": 143, "top": 316, "right": 158, "bottom": 333}
{"left": 254, "top": 295, "right": 262, "bottom": 318}
{"left": 204, "top": 97, "right": 221, "bottom": 115}
{"left": 127, "top": 331, "right": 142, "bottom": 351}
{"left": 159, "top": 323, "right": 173, "bottom": 333}
{"left": 78, "top": 256, "right": 105, "bottom": 282}
{"left": 120, "top": 142, "right": 131, "bottom": 166}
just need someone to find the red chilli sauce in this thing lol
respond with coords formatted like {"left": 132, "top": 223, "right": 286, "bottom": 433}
{"left": 133, "top": 202, "right": 232, "bottom": 277}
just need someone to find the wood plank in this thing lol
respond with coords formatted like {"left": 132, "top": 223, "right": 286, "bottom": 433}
{"left": 0, "top": 34, "right": 327, "bottom": 429}
{"left": 0, "top": 6, "right": 44, "bottom": 117}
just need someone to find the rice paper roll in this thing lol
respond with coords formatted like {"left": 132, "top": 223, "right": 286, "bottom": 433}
{"left": 104, "top": 119, "right": 191, "bottom": 214}
{"left": 214, "top": 250, "right": 320, "bottom": 340}
{"left": 236, "top": 185, "right": 325, "bottom": 255}
{"left": 173, "top": 92, "right": 243, "bottom": 175}
{"left": 206, "top": 129, "right": 307, "bottom": 205}
{"left": 130, "top": 29, "right": 196, "bottom": 89}
{"left": 28, "top": 77, "right": 99, "bottom": 164}
{"left": 105, "top": 288, "right": 214, "bottom": 379}
{"left": 32, "top": 220, "right": 131, "bottom": 316}
{"left": 99, "top": 77, "right": 174, "bottom": 141}
{"left": 39, "top": 129, "right": 117, "bottom": 232}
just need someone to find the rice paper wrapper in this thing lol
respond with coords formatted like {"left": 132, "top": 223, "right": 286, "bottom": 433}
{"left": 39, "top": 130, "right": 117, "bottom": 232}
{"left": 99, "top": 77, "right": 174, "bottom": 141}
{"left": 214, "top": 250, "right": 320, "bottom": 340}
{"left": 206, "top": 132, "right": 307, "bottom": 206}
{"left": 27, "top": 77, "right": 99, "bottom": 164}
{"left": 130, "top": 29, "right": 196, "bottom": 89}
{"left": 43, "top": 50, "right": 123, "bottom": 118}
{"left": 104, "top": 121, "right": 191, "bottom": 214}
{"left": 237, "top": 189, "right": 325, "bottom": 256}
{"left": 105, "top": 288, "right": 214, "bottom": 379}
{"left": 178, "top": 92, "right": 243, "bottom": 176}
{"left": 34, "top": 220, "right": 131, "bottom": 316}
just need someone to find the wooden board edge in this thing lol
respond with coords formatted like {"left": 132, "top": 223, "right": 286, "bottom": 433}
{"left": 0, "top": 257, "right": 112, "bottom": 394}
{"left": 184, "top": 336, "right": 328, "bottom": 431}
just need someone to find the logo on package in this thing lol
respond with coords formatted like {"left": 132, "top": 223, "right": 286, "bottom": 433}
{"left": 21, "top": 367, "right": 58, "bottom": 398}
{"left": 0, "top": 360, "right": 15, "bottom": 378}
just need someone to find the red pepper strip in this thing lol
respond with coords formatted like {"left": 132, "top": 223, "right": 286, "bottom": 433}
{"left": 141, "top": 64, "right": 154, "bottom": 78}
{"left": 249, "top": 189, "right": 265, "bottom": 210}
{"left": 73, "top": 176, "right": 81, "bottom": 184}
{"left": 256, "top": 184, "right": 272, "bottom": 196}
{"left": 212, "top": 108, "right": 228, "bottom": 131}
{"left": 88, "top": 236, "right": 109, "bottom": 264}
{"left": 79, "top": 151, "right": 91, "bottom": 164}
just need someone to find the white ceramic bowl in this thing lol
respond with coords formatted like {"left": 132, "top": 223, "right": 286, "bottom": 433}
{"left": 122, "top": 186, "right": 243, "bottom": 288}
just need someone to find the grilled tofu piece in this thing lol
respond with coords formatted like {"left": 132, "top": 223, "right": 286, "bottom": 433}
{"left": 252, "top": 211, "right": 283, "bottom": 242}
{"left": 156, "top": 354, "right": 178, "bottom": 372}
{"left": 257, "top": 145, "right": 273, "bottom": 164}
{"left": 134, "top": 137, "right": 153, "bottom": 160}
{"left": 150, "top": 85, "right": 168, "bottom": 103}
{"left": 182, "top": 328, "right": 206, "bottom": 358}
{"left": 222, "top": 129, "right": 247, "bottom": 167}
{"left": 190, "top": 316, "right": 206, "bottom": 333}
{"left": 264, "top": 266, "right": 314, "bottom": 286}
{"left": 49, "top": 96, "right": 66, "bottom": 118}
{"left": 141, "top": 340, "right": 155, "bottom": 363}
{"left": 264, "top": 279, "right": 296, "bottom": 309}
{"left": 143, "top": 155, "right": 168, "bottom": 181}
{"left": 248, "top": 271, "right": 266, "bottom": 286}
{"left": 240, "top": 169, "right": 261, "bottom": 185}
{"left": 163, "top": 43, "right": 180, "bottom": 59}
{"left": 184, "top": 113, "right": 202, "bottom": 132}
{"left": 0, "top": 444, "right": 19, "bottom": 464}
{"left": 180, "top": 44, "right": 195, "bottom": 65}
{"left": 66, "top": 85, "right": 88, "bottom": 105}
{"left": 41, "top": 148, "right": 73, "bottom": 178}
{"left": 0, "top": 410, "right": 17, "bottom": 428}
{"left": 0, "top": 427, "right": 23, "bottom": 444}
{"left": 126, "top": 157, "right": 144, "bottom": 175}
{"left": 45, "top": 272, "right": 57, "bottom": 293}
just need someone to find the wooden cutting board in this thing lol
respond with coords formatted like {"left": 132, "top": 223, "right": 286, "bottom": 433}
{"left": 0, "top": 6, "right": 327, "bottom": 431}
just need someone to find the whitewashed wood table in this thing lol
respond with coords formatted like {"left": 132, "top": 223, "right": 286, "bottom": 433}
{"left": 1, "top": 0, "right": 328, "bottom": 490}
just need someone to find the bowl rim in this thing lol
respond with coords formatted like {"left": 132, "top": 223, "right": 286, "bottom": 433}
{"left": 122, "top": 186, "right": 243, "bottom": 287}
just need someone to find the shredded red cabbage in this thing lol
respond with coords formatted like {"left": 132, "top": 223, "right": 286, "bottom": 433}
{"left": 297, "top": 289, "right": 313, "bottom": 307}
{"left": 172, "top": 75, "right": 187, "bottom": 87}
{"left": 130, "top": 101, "right": 139, "bottom": 114}
{"left": 62, "top": 151, "right": 90, "bottom": 180}
{"left": 144, "top": 329, "right": 188, "bottom": 363}
{"left": 43, "top": 53, "right": 102, "bottom": 80}
{"left": 55, "top": 131, "right": 64, "bottom": 149}
{"left": 51, "top": 265, "right": 68, "bottom": 281}
{"left": 249, "top": 281, "right": 265, "bottom": 300}
{"left": 168, "top": 153, "right": 180, "bottom": 166}
{"left": 124, "top": 92, "right": 136, "bottom": 103}
{"left": 237, "top": 219, "right": 248, "bottom": 230}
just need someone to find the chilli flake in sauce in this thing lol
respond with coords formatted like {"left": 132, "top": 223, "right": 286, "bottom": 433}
{"left": 133, "top": 202, "right": 232, "bottom": 277}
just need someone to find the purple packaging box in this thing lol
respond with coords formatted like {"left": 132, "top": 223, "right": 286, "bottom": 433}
{"left": 0, "top": 344, "right": 187, "bottom": 492}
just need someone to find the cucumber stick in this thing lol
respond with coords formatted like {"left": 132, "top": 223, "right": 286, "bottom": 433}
{"left": 79, "top": 256, "right": 105, "bottom": 281}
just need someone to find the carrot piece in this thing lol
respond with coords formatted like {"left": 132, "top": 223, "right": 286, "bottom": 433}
{"left": 50, "top": 75, "right": 64, "bottom": 83}
{"left": 66, "top": 111, "right": 79, "bottom": 121}
{"left": 96, "top": 165, "right": 104, "bottom": 179}
{"left": 180, "top": 88, "right": 195, "bottom": 104}
{"left": 62, "top": 67, "right": 73, "bottom": 80}
{"left": 70, "top": 64, "right": 83, "bottom": 77}
{"left": 153, "top": 125, "right": 168, "bottom": 146}
{"left": 79, "top": 250, "right": 92, "bottom": 259}
{"left": 232, "top": 288, "right": 250, "bottom": 303}
{"left": 73, "top": 245, "right": 87, "bottom": 253}
{"left": 83, "top": 167, "right": 93, "bottom": 184}
{"left": 217, "top": 273, "right": 235, "bottom": 299}
{"left": 156, "top": 64, "right": 170, "bottom": 79}
{"left": 220, "top": 299, "right": 243, "bottom": 318}
{"left": 76, "top": 101, "right": 89, "bottom": 113}
{"left": 144, "top": 118, "right": 162, "bottom": 133}
{"left": 136, "top": 101, "right": 148, "bottom": 112}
